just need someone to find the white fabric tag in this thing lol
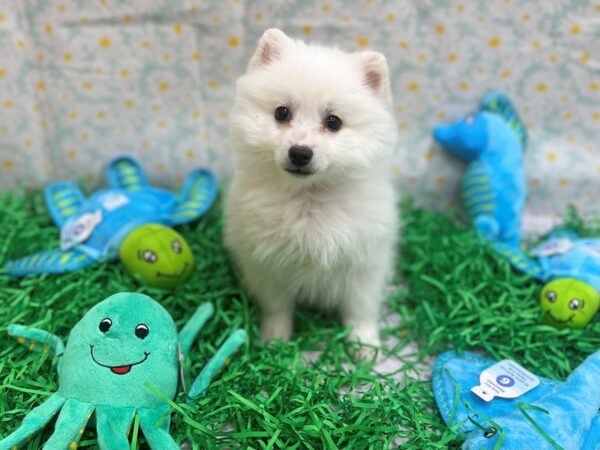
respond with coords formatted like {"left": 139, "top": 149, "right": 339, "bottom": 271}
{"left": 60, "top": 210, "right": 102, "bottom": 250}
{"left": 101, "top": 193, "right": 129, "bottom": 211}
{"left": 530, "top": 237, "right": 574, "bottom": 257}
{"left": 471, "top": 359, "right": 540, "bottom": 402}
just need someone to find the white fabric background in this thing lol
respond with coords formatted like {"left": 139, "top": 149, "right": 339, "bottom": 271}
{"left": 0, "top": 0, "right": 599, "bottom": 219}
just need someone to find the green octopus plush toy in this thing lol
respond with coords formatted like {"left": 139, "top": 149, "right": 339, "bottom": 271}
{"left": 0, "top": 292, "right": 246, "bottom": 450}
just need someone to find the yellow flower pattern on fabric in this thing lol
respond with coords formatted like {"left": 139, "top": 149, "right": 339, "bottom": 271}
{"left": 0, "top": 0, "right": 597, "bottom": 218}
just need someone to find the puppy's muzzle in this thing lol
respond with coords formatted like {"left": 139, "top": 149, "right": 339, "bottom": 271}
{"left": 288, "top": 145, "right": 313, "bottom": 167}
{"left": 285, "top": 145, "right": 314, "bottom": 177}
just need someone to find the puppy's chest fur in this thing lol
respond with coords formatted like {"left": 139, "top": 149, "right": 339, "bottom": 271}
{"left": 231, "top": 178, "right": 394, "bottom": 272}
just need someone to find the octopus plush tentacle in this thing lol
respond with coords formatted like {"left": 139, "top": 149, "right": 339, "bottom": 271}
{"left": 0, "top": 393, "right": 65, "bottom": 449}
{"left": 178, "top": 303, "right": 214, "bottom": 358}
{"left": 7, "top": 325, "right": 65, "bottom": 356}
{"left": 188, "top": 329, "right": 247, "bottom": 401}
{"left": 138, "top": 405, "right": 179, "bottom": 450}
{"left": 43, "top": 398, "right": 94, "bottom": 450}
{"left": 95, "top": 405, "right": 136, "bottom": 450}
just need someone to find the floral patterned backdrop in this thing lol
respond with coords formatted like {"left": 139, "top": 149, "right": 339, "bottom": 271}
{"left": 0, "top": 0, "right": 599, "bottom": 220}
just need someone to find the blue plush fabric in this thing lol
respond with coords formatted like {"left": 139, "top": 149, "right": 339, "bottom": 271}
{"left": 5, "top": 156, "right": 217, "bottom": 276}
{"left": 433, "top": 350, "right": 600, "bottom": 450}
{"left": 492, "top": 233, "right": 600, "bottom": 293}
{"left": 433, "top": 92, "right": 527, "bottom": 248}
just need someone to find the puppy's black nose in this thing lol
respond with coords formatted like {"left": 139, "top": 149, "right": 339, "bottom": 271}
{"left": 288, "top": 145, "right": 313, "bottom": 167}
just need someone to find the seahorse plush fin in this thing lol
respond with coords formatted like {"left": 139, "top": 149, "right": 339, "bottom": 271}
{"left": 5, "top": 248, "right": 96, "bottom": 276}
{"left": 106, "top": 156, "right": 148, "bottom": 191}
{"left": 169, "top": 169, "right": 218, "bottom": 225}
{"left": 7, "top": 324, "right": 65, "bottom": 356}
{"left": 481, "top": 91, "right": 527, "bottom": 146}
{"left": 45, "top": 182, "right": 85, "bottom": 228}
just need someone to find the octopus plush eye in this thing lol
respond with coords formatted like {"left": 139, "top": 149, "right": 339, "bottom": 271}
{"left": 546, "top": 291, "right": 557, "bottom": 302}
{"left": 483, "top": 427, "right": 497, "bottom": 438}
{"left": 135, "top": 324, "right": 149, "bottom": 339}
{"left": 99, "top": 318, "right": 112, "bottom": 333}
{"left": 465, "top": 114, "right": 475, "bottom": 125}
{"left": 142, "top": 250, "right": 157, "bottom": 264}
{"left": 569, "top": 298, "right": 581, "bottom": 310}
{"left": 171, "top": 240, "right": 182, "bottom": 254}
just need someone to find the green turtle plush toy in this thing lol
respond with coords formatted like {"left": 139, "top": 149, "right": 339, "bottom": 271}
{"left": 540, "top": 278, "right": 600, "bottom": 329}
{"left": 119, "top": 224, "right": 194, "bottom": 289}
{"left": 0, "top": 292, "right": 246, "bottom": 450}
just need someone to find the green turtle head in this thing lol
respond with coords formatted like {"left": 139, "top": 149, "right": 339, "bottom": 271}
{"left": 119, "top": 224, "right": 194, "bottom": 289}
{"left": 58, "top": 293, "right": 179, "bottom": 408}
{"left": 540, "top": 278, "right": 600, "bottom": 329}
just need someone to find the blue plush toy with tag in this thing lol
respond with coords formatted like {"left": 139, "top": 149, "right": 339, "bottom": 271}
{"left": 492, "top": 231, "right": 600, "bottom": 328}
{"left": 4, "top": 156, "right": 217, "bottom": 288}
{"left": 433, "top": 92, "right": 527, "bottom": 248}
{"left": 433, "top": 350, "right": 600, "bottom": 449}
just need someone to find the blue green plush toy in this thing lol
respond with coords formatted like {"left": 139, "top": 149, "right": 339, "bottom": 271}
{"left": 0, "top": 292, "right": 246, "bottom": 449}
{"left": 433, "top": 350, "right": 600, "bottom": 449}
{"left": 4, "top": 156, "right": 217, "bottom": 280}
{"left": 434, "top": 92, "right": 527, "bottom": 248}
{"left": 493, "top": 232, "right": 600, "bottom": 328}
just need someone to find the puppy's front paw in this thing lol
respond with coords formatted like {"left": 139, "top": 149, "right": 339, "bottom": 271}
{"left": 260, "top": 311, "right": 293, "bottom": 342}
{"left": 348, "top": 324, "right": 381, "bottom": 363}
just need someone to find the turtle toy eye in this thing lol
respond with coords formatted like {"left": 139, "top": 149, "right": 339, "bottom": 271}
{"left": 465, "top": 114, "right": 475, "bottom": 125}
{"left": 142, "top": 250, "right": 157, "bottom": 263}
{"left": 99, "top": 318, "right": 112, "bottom": 333}
{"left": 546, "top": 291, "right": 557, "bottom": 303}
{"left": 483, "top": 427, "right": 497, "bottom": 438}
{"left": 172, "top": 240, "right": 182, "bottom": 254}
{"left": 568, "top": 298, "right": 581, "bottom": 310}
{"left": 135, "top": 324, "right": 149, "bottom": 339}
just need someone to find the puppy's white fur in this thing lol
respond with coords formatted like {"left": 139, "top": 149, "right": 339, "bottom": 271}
{"left": 225, "top": 29, "right": 398, "bottom": 348}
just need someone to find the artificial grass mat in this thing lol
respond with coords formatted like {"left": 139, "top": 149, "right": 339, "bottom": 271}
{"left": 0, "top": 190, "right": 598, "bottom": 449}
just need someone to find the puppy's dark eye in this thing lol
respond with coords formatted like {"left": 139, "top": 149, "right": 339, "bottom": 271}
{"left": 135, "top": 324, "right": 149, "bottom": 339}
{"left": 274, "top": 106, "right": 290, "bottom": 122}
{"left": 324, "top": 115, "right": 342, "bottom": 132}
{"left": 99, "top": 318, "right": 112, "bottom": 333}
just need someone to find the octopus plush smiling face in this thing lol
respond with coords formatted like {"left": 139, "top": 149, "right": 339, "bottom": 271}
{"left": 540, "top": 278, "right": 600, "bottom": 329}
{"left": 58, "top": 292, "right": 179, "bottom": 408}
{"left": 120, "top": 224, "right": 194, "bottom": 289}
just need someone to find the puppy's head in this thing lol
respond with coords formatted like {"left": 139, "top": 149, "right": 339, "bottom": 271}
{"left": 230, "top": 29, "right": 397, "bottom": 185}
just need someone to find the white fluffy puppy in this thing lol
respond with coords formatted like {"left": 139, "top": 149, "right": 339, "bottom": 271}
{"left": 225, "top": 29, "right": 398, "bottom": 349}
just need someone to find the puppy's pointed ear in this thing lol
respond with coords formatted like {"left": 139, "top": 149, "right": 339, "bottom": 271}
{"left": 356, "top": 51, "right": 392, "bottom": 103}
{"left": 248, "top": 28, "right": 290, "bottom": 71}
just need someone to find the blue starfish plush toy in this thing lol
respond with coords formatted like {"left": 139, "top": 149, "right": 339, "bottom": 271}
{"left": 433, "top": 92, "right": 527, "bottom": 248}
{"left": 433, "top": 350, "right": 600, "bottom": 450}
{"left": 5, "top": 156, "right": 217, "bottom": 282}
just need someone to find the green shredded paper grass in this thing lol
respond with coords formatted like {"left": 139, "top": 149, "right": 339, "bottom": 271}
{"left": 1, "top": 190, "right": 598, "bottom": 449}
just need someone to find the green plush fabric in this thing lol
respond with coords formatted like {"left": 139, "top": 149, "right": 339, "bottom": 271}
{"left": 58, "top": 292, "right": 179, "bottom": 409}
{"left": 0, "top": 292, "right": 245, "bottom": 450}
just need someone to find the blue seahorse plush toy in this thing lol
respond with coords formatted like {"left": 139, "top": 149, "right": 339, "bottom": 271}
{"left": 434, "top": 92, "right": 527, "bottom": 248}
